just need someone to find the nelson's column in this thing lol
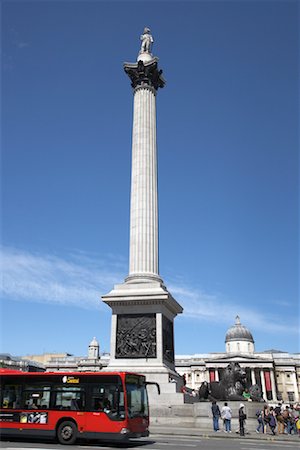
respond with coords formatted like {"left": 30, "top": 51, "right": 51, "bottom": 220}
{"left": 102, "top": 28, "right": 183, "bottom": 404}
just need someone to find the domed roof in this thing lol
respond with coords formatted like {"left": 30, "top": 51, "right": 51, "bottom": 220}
{"left": 225, "top": 316, "right": 254, "bottom": 343}
{"left": 89, "top": 337, "right": 99, "bottom": 347}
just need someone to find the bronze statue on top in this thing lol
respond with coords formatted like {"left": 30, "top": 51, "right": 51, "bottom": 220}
{"left": 140, "top": 27, "right": 154, "bottom": 54}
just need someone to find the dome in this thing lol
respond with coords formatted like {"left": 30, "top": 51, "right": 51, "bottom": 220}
{"left": 89, "top": 337, "right": 99, "bottom": 347}
{"left": 225, "top": 316, "right": 254, "bottom": 343}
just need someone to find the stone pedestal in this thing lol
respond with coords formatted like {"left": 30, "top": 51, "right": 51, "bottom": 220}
{"left": 149, "top": 401, "right": 265, "bottom": 428}
{"left": 102, "top": 280, "right": 184, "bottom": 405}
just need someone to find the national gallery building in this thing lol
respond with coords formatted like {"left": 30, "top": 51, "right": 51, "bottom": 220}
{"left": 2, "top": 317, "right": 299, "bottom": 405}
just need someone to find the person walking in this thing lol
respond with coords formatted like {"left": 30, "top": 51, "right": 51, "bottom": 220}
{"left": 274, "top": 403, "right": 284, "bottom": 434}
{"left": 256, "top": 408, "right": 264, "bottom": 433}
{"left": 268, "top": 407, "right": 277, "bottom": 435}
{"left": 211, "top": 400, "right": 221, "bottom": 432}
{"left": 262, "top": 404, "right": 270, "bottom": 434}
{"left": 238, "top": 403, "right": 247, "bottom": 436}
{"left": 221, "top": 402, "right": 232, "bottom": 433}
{"left": 282, "top": 405, "right": 292, "bottom": 434}
{"left": 289, "top": 405, "right": 298, "bottom": 435}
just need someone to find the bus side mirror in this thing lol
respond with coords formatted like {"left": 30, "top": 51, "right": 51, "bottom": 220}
{"left": 145, "top": 382, "right": 160, "bottom": 395}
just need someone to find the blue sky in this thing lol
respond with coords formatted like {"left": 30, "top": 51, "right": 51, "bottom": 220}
{"left": 1, "top": 0, "right": 299, "bottom": 358}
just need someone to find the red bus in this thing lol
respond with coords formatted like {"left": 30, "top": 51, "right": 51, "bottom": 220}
{"left": 0, "top": 369, "right": 159, "bottom": 445}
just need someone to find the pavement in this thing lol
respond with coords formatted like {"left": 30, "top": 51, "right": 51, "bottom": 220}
{"left": 149, "top": 425, "right": 300, "bottom": 442}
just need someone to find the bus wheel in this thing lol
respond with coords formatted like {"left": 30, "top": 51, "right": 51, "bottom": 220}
{"left": 57, "top": 421, "right": 77, "bottom": 445}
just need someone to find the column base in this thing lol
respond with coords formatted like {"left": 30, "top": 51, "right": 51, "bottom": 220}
{"left": 125, "top": 272, "right": 164, "bottom": 284}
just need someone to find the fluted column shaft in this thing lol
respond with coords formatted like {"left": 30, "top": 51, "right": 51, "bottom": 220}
{"left": 270, "top": 369, "right": 277, "bottom": 402}
{"left": 260, "top": 369, "right": 267, "bottom": 401}
{"left": 127, "top": 85, "right": 160, "bottom": 281}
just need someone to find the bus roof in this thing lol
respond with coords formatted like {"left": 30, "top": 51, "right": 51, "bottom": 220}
{"left": 0, "top": 369, "right": 145, "bottom": 377}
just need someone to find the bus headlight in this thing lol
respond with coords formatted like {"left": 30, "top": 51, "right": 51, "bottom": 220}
{"left": 120, "top": 427, "right": 130, "bottom": 435}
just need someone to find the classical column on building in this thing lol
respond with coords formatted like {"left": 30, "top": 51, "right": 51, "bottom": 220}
{"left": 191, "top": 370, "right": 196, "bottom": 389}
{"left": 251, "top": 368, "right": 256, "bottom": 386}
{"left": 270, "top": 369, "right": 277, "bottom": 402}
{"left": 291, "top": 370, "right": 299, "bottom": 402}
{"left": 205, "top": 369, "right": 210, "bottom": 383}
{"left": 202, "top": 367, "right": 210, "bottom": 383}
{"left": 260, "top": 369, "right": 267, "bottom": 401}
{"left": 102, "top": 29, "right": 183, "bottom": 404}
{"left": 214, "top": 369, "right": 219, "bottom": 382}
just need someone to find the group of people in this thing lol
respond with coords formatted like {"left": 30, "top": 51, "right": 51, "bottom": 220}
{"left": 211, "top": 401, "right": 300, "bottom": 437}
{"left": 256, "top": 403, "right": 300, "bottom": 435}
{"left": 211, "top": 401, "right": 247, "bottom": 436}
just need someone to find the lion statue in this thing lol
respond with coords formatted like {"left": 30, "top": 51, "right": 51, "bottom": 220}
{"left": 198, "top": 362, "right": 261, "bottom": 401}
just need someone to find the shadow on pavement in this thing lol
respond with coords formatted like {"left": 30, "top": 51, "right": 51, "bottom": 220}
{"left": 0, "top": 436, "right": 156, "bottom": 448}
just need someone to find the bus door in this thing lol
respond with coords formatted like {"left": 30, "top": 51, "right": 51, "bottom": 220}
{"left": 52, "top": 385, "right": 87, "bottom": 432}
{"left": 88, "top": 382, "right": 125, "bottom": 432}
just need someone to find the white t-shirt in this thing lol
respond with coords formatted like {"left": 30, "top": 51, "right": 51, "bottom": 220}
{"left": 221, "top": 405, "right": 232, "bottom": 420}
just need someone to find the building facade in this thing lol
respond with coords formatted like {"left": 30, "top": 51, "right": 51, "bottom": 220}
{"left": 21, "top": 338, "right": 108, "bottom": 372}
{"left": 0, "top": 353, "right": 45, "bottom": 372}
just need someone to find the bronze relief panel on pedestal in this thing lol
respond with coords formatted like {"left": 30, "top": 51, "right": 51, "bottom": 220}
{"left": 162, "top": 315, "right": 174, "bottom": 364}
{"left": 116, "top": 314, "right": 156, "bottom": 359}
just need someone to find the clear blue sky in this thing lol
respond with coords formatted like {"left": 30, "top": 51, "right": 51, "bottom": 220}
{"left": 1, "top": 0, "right": 299, "bottom": 358}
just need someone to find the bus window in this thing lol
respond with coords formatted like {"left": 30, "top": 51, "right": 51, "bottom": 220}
{"left": 91, "top": 384, "right": 125, "bottom": 420}
{"left": 126, "top": 383, "right": 148, "bottom": 419}
{"left": 53, "top": 387, "right": 85, "bottom": 411}
{"left": 1, "top": 385, "right": 22, "bottom": 409}
{"left": 23, "top": 386, "right": 50, "bottom": 410}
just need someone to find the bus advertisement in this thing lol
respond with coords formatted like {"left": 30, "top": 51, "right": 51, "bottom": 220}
{"left": 0, "top": 369, "right": 159, "bottom": 445}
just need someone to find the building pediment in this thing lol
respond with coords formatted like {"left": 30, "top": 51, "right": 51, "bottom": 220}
{"left": 206, "top": 353, "right": 271, "bottom": 363}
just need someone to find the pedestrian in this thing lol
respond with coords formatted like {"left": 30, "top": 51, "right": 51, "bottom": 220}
{"left": 274, "top": 402, "right": 284, "bottom": 434}
{"left": 289, "top": 405, "right": 298, "bottom": 435}
{"left": 221, "top": 402, "right": 232, "bottom": 433}
{"left": 296, "top": 417, "right": 300, "bottom": 437}
{"left": 256, "top": 408, "right": 264, "bottom": 433}
{"left": 268, "top": 407, "right": 277, "bottom": 435}
{"left": 238, "top": 403, "right": 247, "bottom": 436}
{"left": 262, "top": 404, "right": 270, "bottom": 434}
{"left": 282, "top": 405, "right": 291, "bottom": 434}
{"left": 211, "top": 400, "right": 221, "bottom": 432}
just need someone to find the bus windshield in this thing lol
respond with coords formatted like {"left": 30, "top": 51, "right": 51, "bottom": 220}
{"left": 125, "top": 374, "right": 148, "bottom": 419}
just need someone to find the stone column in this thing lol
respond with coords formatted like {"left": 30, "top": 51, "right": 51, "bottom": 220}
{"left": 251, "top": 368, "right": 256, "bottom": 386}
{"left": 191, "top": 370, "right": 196, "bottom": 389}
{"left": 270, "top": 370, "right": 277, "bottom": 402}
{"left": 205, "top": 369, "right": 210, "bottom": 382}
{"left": 124, "top": 58, "right": 165, "bottom": 284}
{"left": 214, "top": 369, "right": 219, "bottom": 382}
{"left": 127, "top": 84, "right": 159, "bottom": 281}
{"left": 102, "top": 51, "right": 183, "bottom": 389}
{"left": 292, "top": 371, "right": 299, "bottom": 402}
{"left": 280, "top": 371, "right": 287, "bottom": 401}
{"left": 260, "top": 369, "right": 267, "bottom": 401}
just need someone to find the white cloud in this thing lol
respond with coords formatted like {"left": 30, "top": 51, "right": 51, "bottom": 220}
{"left": 1, "top": 246, "right": 126, "bottom": 310}
{"left": 1, "top": 246, "right": 298, "bottom": 336}
{"left": 167, "top": 282, "right": 299, "bottom": 336}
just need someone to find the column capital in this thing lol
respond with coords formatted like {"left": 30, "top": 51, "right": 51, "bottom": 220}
{"left": 124, "top": 58, "right": 165, "bottom": 91}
